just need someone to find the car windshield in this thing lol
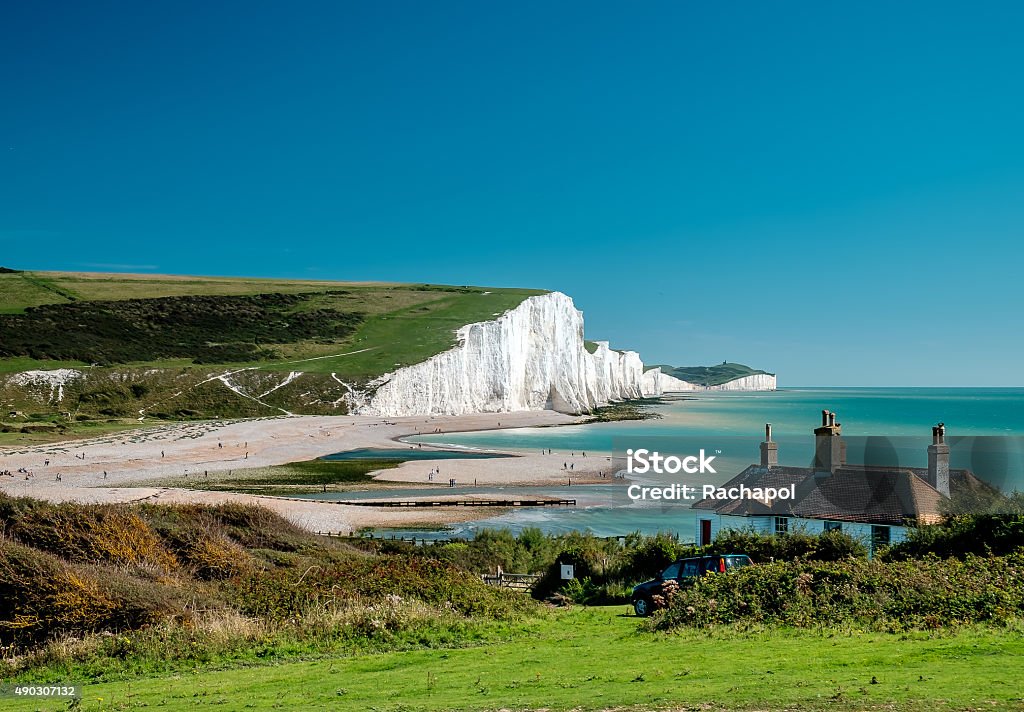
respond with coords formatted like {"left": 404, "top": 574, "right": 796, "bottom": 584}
{"left": 724, "top": 555, "right": 752, "bottom": 569}
{"left": 661, "top": 561, "right": 681, "bottom": 579}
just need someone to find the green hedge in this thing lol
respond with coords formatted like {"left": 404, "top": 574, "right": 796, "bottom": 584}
{"left": 652, "top": 553, "right": 1024, "bottom": 631}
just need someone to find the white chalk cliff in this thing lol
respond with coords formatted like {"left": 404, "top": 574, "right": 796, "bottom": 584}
{"left": 642, "top": 368, "right": 776, "bottom": 394}
{"left": 642, "top": 368, "right": 696, "bottom": 394}
{"left": 352, "top": 292, "right": 774, "bottom": 417}
{"left": 702, "top": 373, "right": 777, "bottom": 391}
{"left": 354, "top": 292, "right": 653, "bottom": 417}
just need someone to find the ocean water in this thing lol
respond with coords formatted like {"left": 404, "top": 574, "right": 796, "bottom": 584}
{"left": 409, "top": 388, "right": 1024, "bottom": 452}
{"left": 383, "top": 388, "right": 1024, "bottom": 539}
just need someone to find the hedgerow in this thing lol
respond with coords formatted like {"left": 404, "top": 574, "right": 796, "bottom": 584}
{"left": 651, "top": 553, "right": 1024, "bottom": 632}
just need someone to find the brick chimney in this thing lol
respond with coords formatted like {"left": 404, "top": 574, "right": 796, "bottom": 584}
{"left": 813, "top": 409, "right": 843, "bottom": 474}
{"left": 760, "top": 423, "right": 778, "bottom": 467}
{"left": 927, "top": 422, "right": 950, "bottom": 497}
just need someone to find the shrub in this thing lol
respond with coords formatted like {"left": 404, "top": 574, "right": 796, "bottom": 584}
{"left": 711, "top": 527, "right": 866, "bottom": 562}
{"left": 616, "top": 532, "right": 699, "bottom": 583}
{"left": 0, "top": 542, "right": 173, "bottom": 644}
{"left": 0, "top": 499, "right": 178, "bottom": 573}
{"left": 884, "top": 514, "right": 1024, "bottom": 561}
{"left": 227, "top": 555, "right": 530, "bottom": 621}
{"left": 651, "top": 553, "right": 1024, "bottom": 632}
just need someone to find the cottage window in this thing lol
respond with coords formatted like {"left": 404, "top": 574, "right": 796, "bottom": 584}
{"left": 774, "top": 516, "right": 789, "bottom": 535}
{"left": 824, "top": 521, "right": 842, "bottom": 533}
{"left": 871, "top": 525, "right": 891, "bottom": 553}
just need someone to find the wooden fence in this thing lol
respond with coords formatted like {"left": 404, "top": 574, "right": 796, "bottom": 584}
{"left": 480, "top": 572, "right": 543, "bottom": 591}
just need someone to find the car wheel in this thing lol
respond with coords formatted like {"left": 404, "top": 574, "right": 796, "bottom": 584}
{"left": 633, "top": 597, "right": 652, "bottom": 617}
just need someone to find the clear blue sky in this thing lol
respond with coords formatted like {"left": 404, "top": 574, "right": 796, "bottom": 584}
{"left": 2, "top": 2, "right": 1022, "bottom": 386}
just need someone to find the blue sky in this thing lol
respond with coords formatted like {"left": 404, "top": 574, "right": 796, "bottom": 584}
{"left": 2, "top": 2, "right": 1023, "bottom": 386}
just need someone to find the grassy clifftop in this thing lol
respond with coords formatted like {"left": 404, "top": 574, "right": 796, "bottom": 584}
{"left": 0, "top": 271, "right": 544, "bottom": 436}
{"left": 0, "top": 271, "right": 544, "bottom": 377}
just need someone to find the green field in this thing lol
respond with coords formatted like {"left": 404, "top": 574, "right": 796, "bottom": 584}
{"left": 0, "top": 271, "right": 543, "bottom": 377}
{"left": 6, "top": 606, "right": 1022, "bottom": 711}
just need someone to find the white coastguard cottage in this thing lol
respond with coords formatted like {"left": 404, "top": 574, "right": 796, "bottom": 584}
{"left": 692, "top": 411, "right": 988, "bottom": 554}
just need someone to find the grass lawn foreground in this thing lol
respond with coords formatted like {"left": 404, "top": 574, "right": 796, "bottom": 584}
{"left": 6, "top": 606, "right": 1024, "bottom": 711}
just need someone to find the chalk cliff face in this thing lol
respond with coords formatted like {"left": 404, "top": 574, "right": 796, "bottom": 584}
{"left": 642, "top": 369, "right": 777, "bottom": 393}
{"left": 355, "top": 292, "right": 649, "bottom": 417}
{"left": 642, "top": 368, "right": 696, "bottom": 394}
{"left": 703, "top": 373, "right": 777, "bottom": 391}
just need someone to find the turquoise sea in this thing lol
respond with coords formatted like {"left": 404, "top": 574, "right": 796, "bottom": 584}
{"left": 379, "top": 388, "right": 1024, "bottom": 540}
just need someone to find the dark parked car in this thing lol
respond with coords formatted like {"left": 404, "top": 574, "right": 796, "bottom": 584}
{"left": 631, "top": 554, "right": 753, "bottom": 616}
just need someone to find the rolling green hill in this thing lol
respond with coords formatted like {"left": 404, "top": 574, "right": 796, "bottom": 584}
{"left": 649, "top": 361, "right": 773, "bottom": 387}
{"left": 0, "top": 270, "right": 544, "bottom": 436}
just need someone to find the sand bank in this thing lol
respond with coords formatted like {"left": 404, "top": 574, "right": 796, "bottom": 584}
{"left": 0, "top": 411, "right": 603, "bottom": 533}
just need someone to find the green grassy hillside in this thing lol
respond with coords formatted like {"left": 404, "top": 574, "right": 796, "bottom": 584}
{"left": 650, "top": 361, "right": 773, "bottom": 387}
{"left": 0, "top": 271, "right": 543, "bottom": 374}
{"left": 0, "top": 271, "right": 544, "bottom": 431}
